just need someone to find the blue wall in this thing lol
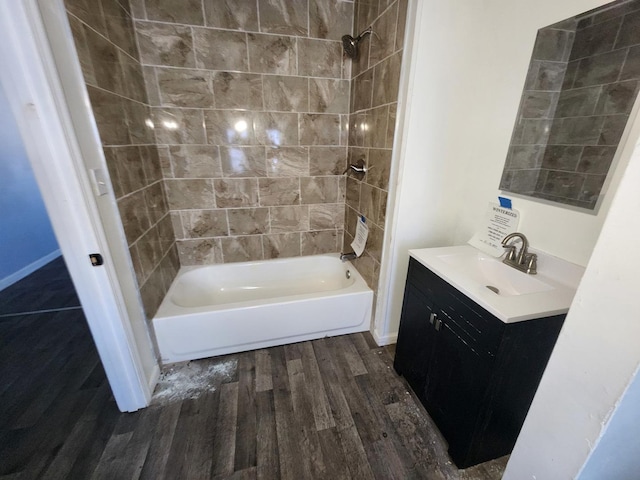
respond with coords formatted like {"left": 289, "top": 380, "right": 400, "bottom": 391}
{"left": 0, "top": 85, "right": 59, "bottom": 287}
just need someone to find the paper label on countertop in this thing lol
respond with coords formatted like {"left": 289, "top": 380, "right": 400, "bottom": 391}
{"left": 468, "top": 202, "right": 519, "bottom": 257}
{"left": 351, "top": 216, "right": 369, "bottom": 257}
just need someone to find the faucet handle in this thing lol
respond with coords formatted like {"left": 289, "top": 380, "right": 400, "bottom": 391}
{"left": 503, "top": 244, "right": 517, "bottom": 261}
{"left": 526, "top": 253, "right": 537, "bottom": 275}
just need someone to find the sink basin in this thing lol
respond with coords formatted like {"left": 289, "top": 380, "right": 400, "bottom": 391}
{"left": 436, "top": 251, "right": 554, "bottom": 296}
{"left": 409, "top": 245, "right": 585, "bottom": 323}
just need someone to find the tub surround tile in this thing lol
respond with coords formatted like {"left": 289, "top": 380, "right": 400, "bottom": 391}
{"left": 300, "top": 177, "right": 340, "bottom": 204}
{"left": 258, "top": 177, "right": 300, "bottom": 206}
{"left": 156, "top": 214, "right": 175, "bottom": 253}
{"left": 365, "top": 106, "right": 389, "bottom": 148}
{"left": 221, "top": 235, "right": 263, "bottom": 263}
{"left": 214, "top": 178, "right": 260, "bottom": 208}
{"left": 119, "top": 52, "right": 148, "bottom": 103}
{"left": 309, "top": 146, "right": 347, "bottom": 175}
{"left": 309, "top": 203, "right": 345, "bottom": 230}
{"left": 118, "top": 190, "right": 151, "bottom": 244}
{"left": 213, "top": 72, "right": 264, "bottom": 110}
{"left": 181, "top": 210, "right": 229, "bottom": 238}
{"left": 367, "top": 222, "right": 384, "bottom": 262}
{"left": 369, "top": 1, "right": 398, "bottom": 66}
{"left": 177, "top": 238, "right": 223, "bottom": 265}
{"left": 621, "top": 45, "right": 640, "bottom": 80}
{"left": 301, "top": 230, "right": 339, "bottom": 256}
{"left": 258, "top": 0, "right": 308, "bottom": 36}
{"left": 87, "top": 87, "right": 129, "bottom": 146}
{"left": 297, "top": 39, "right": 342, "bottom": 78}
{"left": 129, "top": 0, "right": 146, "bottom": 19}
{"left": 359, "top": 183, "right": 381, "bottom": 225}
{"left": 153, "top": 108, "right": 206, "bottom": 145}
{"left": 165, "top": 179, "right": 215, "bottom": 210}
{"left": 142, "top": 66, "right": 160, "bottom": 106}
{"left": 220, "top": 146, "right": 267, "bottom": 177}
{"left": 266, "top": 147, "right": 309, "bottom": 177}
{"left": 540, "top": 146, "right": 582, "bottom": 171}
{"left": 300, "top": 114, "right": 342, "bottom": 146}
{"left": 123, "top": 100, "right": 155, "bottom": 145}
{"left": 366, "top": 149, "right": 391, "bottom": 190}
{"left": 136, "top": 225, "right": 163, "bottom": 280}
{"left": 139, "top": 267, "right": 166, "bottom": 316}
{"left": 144, "top": 181, "right": 168, "bottom": 224}
{"left": 228, "top": 208, "right": 270, "bottom": 235}
{"left": 395, "top": 0, "right": 408, "bottom": 51}
{"left": 193, "top": 28, "right": 249, "bottom": 72}
{"left": 205, "top": 110, "right": 257, "bottom": 146}
{"left": 83, "top": 25, "right": 124, "bottom": 95}
{"left": 170, "top": 211, "right": 184, "bottom": 238}
{"left": 570, "top": 17, "right": 619, "bottom": 60}
{"left": 158, "top": 145, "right": 173, "bottom": 177}
{"left": 599, "top": 114, "right": 628, "bottom": 145}
{"left": 67, "top": 16, "right": 96, "bottom": 86}
{"left": 248, "top": 34, "right": 297, "bottom": 75}
{"left": 309, "top": 0, "right": 354, "bottom": 41}
{"left": 310, "top": 79, "right": 350, "bottom": 114}
{"left": 107, "top": 146, "right": 146, "bottom": 196}
{"left": 578, "top": 146, "right": 617, "bottom": 174}
{"left": 255, "top": 112, "right": 299, "bottom": 146}
{"left": 65, "top": 0, "right": 108, "bottom": 37}
{"left": 373, "top": 52, "right": 402, "bottom": 107}
{"left": 145, "top": 0, "right": 203, "bottom": 25}
{"left": 270, "top": 205, "right": 309, "bottom": 233}
{"left": 614, "top": 9, "right": 640, "bottom": 49}
{"left": 203, "top": 0, "right": 259, "bottom": 31}
{"left": 574, "top": 49, "right": 628, "bottom": 88}
{"left": 262, "top": 232, "right": 301, "bottom": 259}
{"left": 345, "top": 176, "right": 361, "bottom": 210}
{"left": 156, "top": 68, "right": 214, "bottom": 108}
{"left": 136, "top": 21, "right": 195, "bottom": 68}
{"left": 102, "top": 0, "right": 138, "bottom": 58}
{"left": 263, "top": 76, "right": 309, "bottom": 112}
{"left": 595, "top": 80, "right": 640, "bottom": 115}
{"left": 169, "top": 145, "right": 222, "bottom": 178}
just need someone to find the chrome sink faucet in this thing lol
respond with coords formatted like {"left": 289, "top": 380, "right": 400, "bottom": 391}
{"left": 501, "top": 232, "right": 537, "bottom": 274}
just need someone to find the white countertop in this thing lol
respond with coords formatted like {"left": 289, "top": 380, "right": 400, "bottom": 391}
{"left": 409, "top": 245, "right": 585, "bottom": 323}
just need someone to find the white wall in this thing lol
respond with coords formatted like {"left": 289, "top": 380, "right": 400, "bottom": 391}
{"left": 0, "top": 84, "right": 59, "bottom": 288}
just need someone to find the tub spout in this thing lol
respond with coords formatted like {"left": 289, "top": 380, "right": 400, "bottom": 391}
{"left": 340, "top": 252, "right": 357, "bottom": 262}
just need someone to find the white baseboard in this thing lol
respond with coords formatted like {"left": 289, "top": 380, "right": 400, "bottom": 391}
{"left": 0, "top": 249, "right": 61, "bottom": 292}
{"left": 371, "top": 329, "right": 398, "bottom": 346}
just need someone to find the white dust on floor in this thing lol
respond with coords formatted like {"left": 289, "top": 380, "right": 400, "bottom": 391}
{"left": 151, "top": 358, "right": 237, "bottom": 406}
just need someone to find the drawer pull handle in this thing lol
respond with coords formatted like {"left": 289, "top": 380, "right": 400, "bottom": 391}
{"left": 429, "top": 312, "right": 436, "bottom": 324}
{"left": 434, "top": 318, "right": 443, "bottom": 331}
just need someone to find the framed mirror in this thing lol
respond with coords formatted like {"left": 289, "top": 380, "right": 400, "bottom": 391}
{"left": 499, "top": 0, "right": 640, "bottom": 211}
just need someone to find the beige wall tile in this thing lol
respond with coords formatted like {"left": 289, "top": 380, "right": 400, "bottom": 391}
{"left": 263, "top": 76, "right": 309, "bottom": 112}
{"left": 359, "top": 183, "right": 381, "bottom": 224}
{"left": 165, "top": 179, "right": 215, "bottom": 209}
{"left": 309, "top": 79, "right": 350, "bottom": 114}
{"left": 366, "top": 149, "right": 392, "bottom": 190}
{"left": 170, "top": 145, "right": 222, "bottom": 178}
{"left": 346, "top": 176, "right": 361, "bottom": 210}
{"left": 266, "top": 147, "right": 309, "bottom": 177}
{"left": 157, "top": 68, "right": 214, "bottom": 108}
{"left": 300, "top": 177, "right": 340, "bottom": 204}
{"left": 213, "top": 72, "right": 263, "bottom": 110}
{"left": 228, "top": 208, "right": 270, "bottom": 235}
{"left": 194, "top": 28, "right": 249, "bottom": 71}
{"left": 214, "top": 178, "right": 260, "bottom": 207}
{"left": 370, "top": 1, "right": 398, "bottom": 66}
{"left": 255, "top": 112, "right": 299, "bottom": 145}
{"left": 177, "top": 238, "right": 223, "bottom": 265}
{"left": 258, "top": 0, "right": 308, "bottom": 36}
{"left": 221, "top": 235, "right": 264, "bottom": 262}
{"left": 263, "top": 232, "right": 301, "bottom": 259}
{"left": 220, "top": 146, "right": 267, "bottom": 177}
{"left": 205, "top": 110, "right": 257, "bottom": 146}
{"left": 153, "top": 108, "right": 206, "bottom": 145}
{"left": 309, "top": 0, "right": 354, "bottom": 41}
{"left": 248, "top": 34, "right": 297, "bottom": 75}
{"left": 118, "top": 190, "right": 151, "bottom": 244}
{"left": 144, "top": 181, "right": 168, "bottom": 224}
{"left": 309, "top": 203, "right": 345, "bottom": 230}
{"left": 309, "top": 146, "right": 347, "bottom": 175}
{"left": 203, "top": 0, "right": 259, "bottom": 31}
{"left": 181, "top": 209, "right": 229, "bottom": 238}
{"left": 300, "top": 114, "right": 342, "bottom": 145}
{"left": 136, "top": 21, "right": 195, "bottom": 68}
{"left": 301, "top": 230, "right": 339, "bottom": 255}
{"left": 258, "top": 177, "right": 300, "bottom": 206}
{"left": 270, "top": 205, "right": 309, "bottom": 233}
{"left": 145, "top": 0, "right": 204, "bottom": 25}
{"left": 298, "top": 39, "right": 342, "bottom": 78}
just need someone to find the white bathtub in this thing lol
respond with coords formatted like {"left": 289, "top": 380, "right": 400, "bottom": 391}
{"left": 153, "top": 254, "right": 373, "bottom": 363}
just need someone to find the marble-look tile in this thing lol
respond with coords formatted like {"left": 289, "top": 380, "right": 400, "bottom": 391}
{"left": 248, "top": 34, "right": 297, "bottom": 75}
{"left": 117, "top": 190, "right": 150, "bottom": 244}
{"left": 203, "top": 0, "right": 258, "bottom": 31}
{"left": 157, "top": 145, "right": 172, "bottom": 177}
{"left": 345, "top": 176, "right": 361, "bottom": 210}
{"left": 359, "top": 183, "right": 381, "bottom": 223}
{"left": 266, "top": 147, "right": 309, "bottom": 176}
{"left": 298, "top": 39, "right": 342, "bottom": 78}
{"left": 548, "top": 116, "right": 604, "bottom": 145}
{"left": 258, "top": 177, "right": 300, "bottom": 206}
{"left": 144, "top": 182, "right": 168, "bottom": 224}
{"left": 83, "top": 25, "right": 123, "bottom": 95}
{"left": 555, "top": 86, "right": 600, "bottom": 118}
{"left": 367, "top": 222, "right": 384, "bottom": 261}
{"left": 156, "top": 213, "right": 175, "bottom": 253}
{"left": 263, "top": 75, "right": 309, "bottom": 112}
{"left": 621, "top": 45, "right": 640, "bottom": 81}
{"left": 309, "top": 203, "right": 344, "bottom": 230}
{"left": 153, "top": 108, "right": 206, "bottom": 145}
{"left": 599, "top": 114, "right": 628, "bottom": 146}
{"left": 67, "top": 16, "right": 96, "bottom": 86}
{"left": 373, "top": 51, "right": 401, "bottom": 107}
{"left": 254, "top": 112, "right": 299, "bottom": 145}
{"left": 135, "top": 21, "right": 195, "bottom": 68}
{"left": 507, "top": 145, "right": 546, "bottom": 169}
{"left": 300, "top": 114, "right": 342, "bottom": 145}
{"left": 309, "top": 146, "right": 347, "bottom": 175}
{"left": 378, "top": 189, "right": 388, "bottom": 226}
{"left": 87, "top": 87, "right": 129, "bottom": 146}
{"left": 220, "top": 146, "right": 267, "bottom": 177}
{"left": 181, "top": 209, "right": 229, "bottom": 238}
{"left": 129, "top": 0, "right": 146, "bottom": 19}
{"left": 156, "top": 68, "right": 214, "bottom": 108}
{"left": 213, "top": 72, "right": 263, "bottom": 110}
{"left": 214, "top": 178, "right": 260, "bottom": 207}
{"left": 227, "top": 208, "right": 269, "bottom": 235}
{"left": 193, "top": 28, "right": 248, "bottom": 72}
{"left": 370, "top": 1, "right": 398, "bottom": 66}
{"left": 136, "top": 225, "right": 163, "bottom": 280}
{"left": 169, "top": 145, "right": 222, "bottom": 178}
{"left": 164, "top": 179, "right": 215, "bottom": 210}
{"left": 345, "top": 204, "right": 358, "bottom": 237}
{"left": 221, "top": 236, "right": 263, "bottom": 262}
{"left": 101, "top": 0, "right": 138, "bottom": 58}
{"left": 352, "top": 69, "right": 373, "bottom": 112}
{"left": 386, "top": 102, "right": 397, "bottom": 148}
{"left": 309, "top": 79, "right": 349, "bottom": 114}
{"left": 139, "top": 267, "right": 165, "bottom": 317}
{"left": 119, "top": 51, "right": 147, "bottom": 103}
{"left": 353, "top": 252, "right": 378, "bottom": 290}
{"left": 366, "top": 148, "right": 391, "bottom": 190}
{"left": 142, "top": 66, "right": 160, "bottom": 106}
{"left": 527, "top": 60, "right": 567, "bottom": 92}
{"left": 594, "top": 80, "right": 640, "bottom": 115}
{"left": 177, "top": 238, "right": 223, "bottom": 265}
{"left": 170, "top": 211, "right": 184, "bottom": 238}
{"left": 158, "top": 244, "right": 180, "bottom": 291}
{"left": 309, "top": 0, "right": 354, "bottom": 41}
{"left": 269, "top": 205, "right": 309, "bottom": 233}
{"left": 540, "top": 171, "right": 585, "bottom": 199}
{"left": 123, "top": 100, "right": 155, "bottom": 145}
{"left": 574, "top": 49, "right": 627, "bottom": 88}
{"left": 520, "top": 91, "right": 558, "bottom": 119}
{"left": 534, "top": 27, "right": 576, "bottom": 62}
{"left": 107, "top": 146, "right": 145, "bottom": 196}
{"left": 365, "top": 106, "right": 389, "bottom": 148}
{"left": 258, "top": 0, "right": 308, "bottom": 36}
{"left": 145, "top": 0, "right": 203, "bottom": 25}
{"left": 301, "top": 230, "right": 339, "bottom": 255}
{"left": 338, "top": 175, "right": 346, "bottom": 202}
{"left": 356, "top": 0, "right": 378, "bottom": 37}
{"left": 519, "top": 118, "right": 553, "bottom": 145}
{"left": 613, "top": 9, "right": 640, "bottom": 49}
{"left": 205, "top": 110, "right": 256, "bottom": 145}
{"left": 300, "top": 177, "right": 340, "bottom": 204}
{"left": 263, "top": 233, "right": 301, "bottom": 259}
{"left": 65, "top": 0, "right": 108, "bottom": 37}
{"left": 129, "top": 243, "right": 145, "bottom": 285}
{"left": 577, "top": 146, "right": 617, "bottom": 175}
{"left": 396, "top": 0, "right": 408, "bottom": 51}
{"left": 348, "top": 112, "right": 367, "bottom": 147}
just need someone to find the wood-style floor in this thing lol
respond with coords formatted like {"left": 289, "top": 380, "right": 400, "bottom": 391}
{"left": 0, "top": 258, "right": 507, "bottom": 479}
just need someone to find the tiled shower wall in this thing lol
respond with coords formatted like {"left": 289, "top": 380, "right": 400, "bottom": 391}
{"left": 65, "top": 0, "right": 179, "bottom": 318}
{"left": 130, "top": 0, "right": 355, "bottom": 264}
{"left": 345, "top": 0, "right": 408, "bottom": 291}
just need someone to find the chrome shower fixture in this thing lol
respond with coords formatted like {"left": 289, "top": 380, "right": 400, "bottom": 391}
{"left": 341, "top": 26, "right": 373, "bottom": 59}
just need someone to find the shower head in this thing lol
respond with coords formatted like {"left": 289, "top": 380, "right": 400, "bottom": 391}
{"left": 341, "top": 26, "right": 373, "bottom": 59}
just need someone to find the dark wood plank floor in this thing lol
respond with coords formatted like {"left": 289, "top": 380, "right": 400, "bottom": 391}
{"left": 0, "top": 259, "right": 508, "bottom": 479}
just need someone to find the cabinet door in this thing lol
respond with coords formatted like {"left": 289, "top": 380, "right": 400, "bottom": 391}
{"left": 424, "top": 319, "right": 493, "bottom": 467}
{"left": 393, "top": 284, "right": 437, "bottom": 403}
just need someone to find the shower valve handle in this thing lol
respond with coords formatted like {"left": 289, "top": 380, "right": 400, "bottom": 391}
{"left": 343, "top": 159, "right": 367, "bottom": 175}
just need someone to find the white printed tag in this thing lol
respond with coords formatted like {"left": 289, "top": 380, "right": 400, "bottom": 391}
{"left": 351, "top": 216, "right": 369, "bottom": 257}
{"left": 468, "top": 202, "right": 520, "bottom": 257}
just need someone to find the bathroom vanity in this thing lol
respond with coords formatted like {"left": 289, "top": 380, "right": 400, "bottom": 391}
{"left": 394, "top": 246, "right": 583, "bottom": 468}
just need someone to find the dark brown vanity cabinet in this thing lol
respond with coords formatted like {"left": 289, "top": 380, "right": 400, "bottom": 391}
{"left": 394, "top": 257, "right": 565, "bottom": 468}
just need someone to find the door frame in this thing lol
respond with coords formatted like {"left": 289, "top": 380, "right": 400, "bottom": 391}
{"left": 0, "top": 0, "right": 157, "bottom": 412}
